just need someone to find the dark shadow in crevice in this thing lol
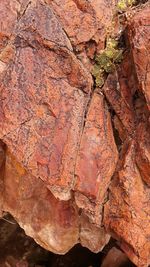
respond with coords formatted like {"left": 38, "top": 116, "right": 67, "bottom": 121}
{"left": 0, "top": 213, "right": 135, "bottom": 267}
{"left": 132, "top": 90, "right": 149, "bottom": 124}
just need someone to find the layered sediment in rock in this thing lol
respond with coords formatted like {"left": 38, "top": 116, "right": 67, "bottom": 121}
{"left": 0, "top": 0, "right": 150, "bottom": 266}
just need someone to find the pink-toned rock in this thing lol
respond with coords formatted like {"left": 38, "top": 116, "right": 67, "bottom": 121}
{"left": 75, "top": 93, "right": 118, "bottom": 225}
{"left": 101, "top": 247, "right": 129, "bottom": 267}
{"left": 3, "top": 150, "right": 79, "bottom": 254}
{"left": 2, "top": 150, "right": 109, "bottom": 254}
{"left": 79, "top": 213, "right": 110, "bottom": 253}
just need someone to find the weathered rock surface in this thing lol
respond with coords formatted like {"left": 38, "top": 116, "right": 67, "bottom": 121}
{"left": 127, "top": 6, "right": 150, "bottom": 110}
{"left": 47, "top": 0, "right": 116, "bottom": 47}
{"left": 104, "top": 140, "right": 150, "bottom": 267}
{"left": 0, "top": 0, "right": 150, "bottom": 266}
{"left": 103, "top": 5, "right": 150, "bottom": 266}
{"left": 2, "top": 150, "right": 109, "bottom": 254}
{"left": 75, "top": 92, "right": 118, "bottom": 225}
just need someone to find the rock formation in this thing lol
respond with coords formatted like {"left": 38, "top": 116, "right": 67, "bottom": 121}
{"left": 0, "top": 0, "right": 149, "bottom": 266}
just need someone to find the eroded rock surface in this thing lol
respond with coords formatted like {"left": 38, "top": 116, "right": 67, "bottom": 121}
{"left": 0, "top": 0, "right": 150, "bottom": 266}
{"left": 128, "top": 6, "right": 150, "bottom": 110}
{"left": 103, "top": 5, "right": 150, "bottom": 266}
{"left": 75, "top": 92, "right": 118, "bottom": 225}
{"left": 104, "top": 140, "right": 150, "bottom": 267}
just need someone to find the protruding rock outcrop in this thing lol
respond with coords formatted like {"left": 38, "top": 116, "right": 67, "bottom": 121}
{"left": 0, "top": 0, "right": 150, "bottom": 266}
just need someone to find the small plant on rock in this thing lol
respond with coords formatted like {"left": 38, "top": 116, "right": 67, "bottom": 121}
{"left": 92, "top": 38, "right": 123, "bottom": 88}
{"left": 117, "top": 0, "right": 136, "bottom": 11}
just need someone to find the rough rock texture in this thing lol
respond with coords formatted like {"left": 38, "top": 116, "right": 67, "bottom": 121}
{"left": 103, "top": 6, "right": 150, "bottom": 267}
{"left": 0, "top": 0, "right": 150, "bottom": 267}
{"left": 2, "top": 149, "right": 110, "bottom": 254}
{"left": 104, "top": 140, "right": 150, "bottom": 267}
{"left": 48, "top": 0, "right": 116, "bottom": 47}
{"left": 127, "top": 6, "right": 150, "bottom": 110}
{"left": 75, "top": 92, "right": 118, "bottom": 225}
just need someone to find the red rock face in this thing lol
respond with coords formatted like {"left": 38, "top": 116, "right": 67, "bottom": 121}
{"left": 128, "top": 7, "right": 150, "bottom": 110}
{"left": 0, "top": 0, "right": 113, "bottom": 256}
{"left": 75, "top": 93, "right": 118, "bottom": 225}
{"left": 0, "top": 42, "right": 91, "bottom": 201}
{"left": 0, "top": 0, "right": 93, "bottom": 201}
{"left": 2, "top": 150, "right": 109, "bottom": 254}
{"left": 3, "top": 151, "right": 79, "bottom": 254}
{"left": 47, "top": 0, "right": 115, "bottom": 47}
{"left": 104, "top": 140, "right": 150, "bottom": 267}
{"left": 0, "top": 0, "right": 19, "bottom": 50}
{"left": 103, "top": 71, "right": 136, "bottom": 135}
{"left": 102, "top": 4, "right": 150, "bottom": 266}
{"left": 0, "top": 0, "right": 150, "bottom": 266}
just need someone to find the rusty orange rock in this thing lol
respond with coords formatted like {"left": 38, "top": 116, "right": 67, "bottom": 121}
{"left": 3, "top": 151, "right": 79, "bottom": 254}
{"left": 48, "top": 0, "right": 115, "bottom": 47}
{"left": 0, "top": 1, "right": 92, "bottom": 200}
{"left": 0, "top": 0, "right": 19, "bottom": 50}
{"left": 135, "top": 122, "right": 150, "bottom": 187}
{"left": 104, "top": 141, "right": 150, "bottom": 267}
{"left": 2, "top": 150, "right": 109, "bottom": 254}
{"left": 128, "top": 5, "right": 150, "bottom": 110}
{"left": 0, "top": 0, "right": 150, "bottom": 266}
{"left": 75, "top": 93, "right": 118, "bottom": 225}
{"left": 103, "top": 72, "right": 136, "bottom": 136}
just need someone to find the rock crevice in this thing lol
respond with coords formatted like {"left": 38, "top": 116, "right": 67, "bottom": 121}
{"left": 0, "top": 1, "right": 150, "bottom": 266}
